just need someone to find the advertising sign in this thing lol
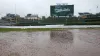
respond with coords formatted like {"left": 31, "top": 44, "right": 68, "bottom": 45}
{"left": 50, "top": 5, "right": 74, "bottom": 16}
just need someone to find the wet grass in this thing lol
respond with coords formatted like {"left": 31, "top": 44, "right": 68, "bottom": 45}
{"left": 0, "top": 28, "right": 100, "bottom": 32}
{"left": 0, "top": 28, "right": 66, "bottom": 32}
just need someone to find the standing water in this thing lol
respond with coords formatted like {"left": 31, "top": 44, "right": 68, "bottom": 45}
{"left": 0, "top": 29, "right": 100, "bottom": 56}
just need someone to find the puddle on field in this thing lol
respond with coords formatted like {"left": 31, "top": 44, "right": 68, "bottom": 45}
{"left": 0, "top": 29, "right": 100, "bottom": 56}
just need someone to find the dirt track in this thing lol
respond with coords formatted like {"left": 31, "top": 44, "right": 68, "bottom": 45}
{"left": 0, "top": 29, "right": 100, "bottom": 56}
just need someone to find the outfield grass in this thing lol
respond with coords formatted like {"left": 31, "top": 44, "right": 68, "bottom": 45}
{"left": 0, "top": 28, "right": 100, "bottom": 32}
{"left": 0, "top": 28, "right": 67, "bottom": 32}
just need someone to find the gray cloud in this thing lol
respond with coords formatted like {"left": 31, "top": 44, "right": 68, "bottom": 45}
{"left": 0, "top": 0, "right": 100, "bottom": 17}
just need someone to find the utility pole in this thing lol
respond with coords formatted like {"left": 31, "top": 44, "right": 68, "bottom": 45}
{"left": 96, "top": 5, "right": 99, "bottom": 13}
{"left": 15, "top": 4, "right": 17, "bottom": 24}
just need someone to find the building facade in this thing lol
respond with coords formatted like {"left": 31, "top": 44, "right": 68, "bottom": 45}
{"left": 25, "top": 14, "right": 40, "bottom": 20}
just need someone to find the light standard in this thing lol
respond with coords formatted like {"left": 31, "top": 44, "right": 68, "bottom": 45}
{"left": 96, "top": 5, "right": 99, "bottom": 13}
{"left": 15, "top": 4, "right": 18, "bottom": 24}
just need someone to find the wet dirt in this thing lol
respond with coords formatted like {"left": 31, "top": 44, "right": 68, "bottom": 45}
{"left": 0, "top": 29, "right": 100, "bottom": 56}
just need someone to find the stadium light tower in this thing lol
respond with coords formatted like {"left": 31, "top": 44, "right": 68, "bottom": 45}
{"left": 62, "top": 3, "right": 68, "bottom": 5}
{"left": 15, "top": 4, "right": 18, "bottom": 24}
{"left": 56, "top": 3, "right": 61, "bottom": 5}
{"left": 96, "top": 5, "right": 99, "bottom": 13}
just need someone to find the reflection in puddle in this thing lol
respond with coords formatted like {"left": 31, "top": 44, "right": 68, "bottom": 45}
{"left": 8, "top": 52, "right": 20, "bottom": 56}
{"left": 50, "top": 30, "right": 73, "bottom": 43}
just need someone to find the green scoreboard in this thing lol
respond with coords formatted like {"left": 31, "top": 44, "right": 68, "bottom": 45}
{"left": 50, "top": 5, "right": 74, "bottom": 16}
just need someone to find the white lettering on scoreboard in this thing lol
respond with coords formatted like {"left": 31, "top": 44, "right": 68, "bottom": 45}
{"left": 55, "top": 8, "right": 70, "bottom": 13}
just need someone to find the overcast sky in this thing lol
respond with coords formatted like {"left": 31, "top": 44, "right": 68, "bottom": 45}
{"left": 0, "top": 0, "right": 100, "bottom": 17}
